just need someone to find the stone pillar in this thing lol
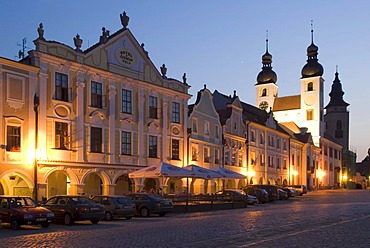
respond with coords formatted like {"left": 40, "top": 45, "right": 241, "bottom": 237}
{"left": 138, "top": 89, "right": 145, "bottom": 165}
{"left": 102, "top": 184, "right": 115, "bottom": 195}
{"left": 76, "top": 74, "right": 85, "bottom": 161}
{"left": 108, "top": 83, "right": 117, "bottom": 163}
{"left": 183, "top": 100, "right": 189, "bottom": 167}
{"left": 162, "top": 97, "right": 168, "bottom": 162}
{"left": 37, "top": 69, "right": 48, "bottom": 159}
{"left": 69, "top": 183, "right": 85, "bottom": 195}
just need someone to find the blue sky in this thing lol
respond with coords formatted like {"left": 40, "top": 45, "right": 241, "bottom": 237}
{"left": 1, "top": 0, "right": 369, "bottom": 161}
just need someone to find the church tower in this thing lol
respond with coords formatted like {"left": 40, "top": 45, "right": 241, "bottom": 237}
{"left": 255, "top": 33, "right": 278, "bottom": 112}
{"left": 299, "top": 24, "right": 325, "bottom": 146}
{"left": 324, "top": 69, "right": 350, "bottom": 150}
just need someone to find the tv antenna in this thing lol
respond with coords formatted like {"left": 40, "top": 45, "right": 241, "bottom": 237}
{"left": 17, "top": 38, "right": 31, "bottom": 59}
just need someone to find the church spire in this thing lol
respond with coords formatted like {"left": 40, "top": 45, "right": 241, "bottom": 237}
{"left": 256, "top": 30, "right": 277, "bottom": 85}
{"left": 325, "top": 68, "right": 349, "bottom": 108}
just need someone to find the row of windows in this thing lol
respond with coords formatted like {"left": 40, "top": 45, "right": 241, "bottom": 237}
{"left": 259, "top": 82, "right": 314, "bottom": 98}
{"left": 191, "top": 119, "right": 220, "bottom": 138}
{"left": 191, "top": 145, "right": 221, "bottom": 164}
{"left": 250, "top": 130, "right": 288, "bottom": 150}
{"left": 55, "top": 73, "right": 181, "bottom": 123}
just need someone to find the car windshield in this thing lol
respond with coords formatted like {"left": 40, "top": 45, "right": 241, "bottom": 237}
{"left": 146, "top": 195, "right": 165, "bottom": 201}
{"left": 70, "top": 197, "right": 95, "bottom": 204}
{"left": 10, "top": 197, "right": 37, "bottom": 208}
{"left": 114, "top": 197, "right": 132, "bottom": 204}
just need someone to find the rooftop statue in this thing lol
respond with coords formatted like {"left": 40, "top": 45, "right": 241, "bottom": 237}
{"left": 120, "top": 11, "right": 130, "bottom": 28}
{"left": 37, "top": 23, "right": 45, "bottom": 40}
{"left": 74, "top": 34, "right": 83, "bottom": 51}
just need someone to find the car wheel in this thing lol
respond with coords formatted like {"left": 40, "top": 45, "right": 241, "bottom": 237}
{"left": 63, "top": 213, "right": 74, "bottom": 225}
{"left": 105, "top": 211, "right": 113, "bottom": 221}
{"left": 90, "top": 219, "right": 100, "bottom": 224}
{"left": 10, "top": 218, "right": 20, "bottom": 230}
{"left": 41, "top": 222, "right": 50, "bottom": 228}
{"left": 125, "top": 216, "right": 133, "bottom": 220}
{"left": 140, "top": 207, "right": 150, "bottom": 217}
{"left": 158, "top": 212, "right": 166, "bottom": 217}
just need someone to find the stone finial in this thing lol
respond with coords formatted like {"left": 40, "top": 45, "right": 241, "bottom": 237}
{"left": 37, "top": 23, "right": 45, "bottom": 40}
{"left": 233, "top": 90, "right": 236, "bottom": 97}
{"left": 160, "top": 64, "right": 167, "bottom": 77}
{"left": 100, "top": 27, "right": 110, "bottom": 44}
{"left": 182, "top": 73, "right": 187, "bottom": 84}
{"left": 204, "top": 84, "right": 206, "bottom": 89}
{"left": 120, "top": 11, "right": 130, "bottom": 29}
{"left": 74, "top": 34, "right": 83, "bottom": 51}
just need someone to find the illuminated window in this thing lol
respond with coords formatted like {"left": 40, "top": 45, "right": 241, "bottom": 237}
{"left": 214, "top": 148, "right": 220, "bottom": 164}
{"left": 6, "top": 126, "right": 21, "bottom": 152}
{"left": 55, "top": 122, "right": 69, "bottom": 150}
{"left": 191, "top": 144, "right": 198, "bottom": 161}
{"left": 203, "top": 146, "right": 210, "bottom": 163}
{"left": 306, "top": 110, "right": 313, "bottom": 120}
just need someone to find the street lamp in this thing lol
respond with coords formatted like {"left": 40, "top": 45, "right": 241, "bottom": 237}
{"left": 33, "top": 93, "right": 39, "bottom": 201}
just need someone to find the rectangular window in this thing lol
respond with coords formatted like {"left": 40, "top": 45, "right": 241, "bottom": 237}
{"left": 292, "top": 154, "right": 295, "bottom": 165}
{"left": 204, "top": 121, "right": 210, "bottom": 136}
{"left": 260, "top": 132, "right": 264, "bottom": 144}
{"left": 250, "top": 152, "right": 256, "bottom": 165}
{"left": 171, "top": 139, "right": 179, "bottom": 160}
{"left": 329, "top": 147, "right": 333, "bottom": 158}
{"left": 224, "top": 151, "right": 230, "bottom": 165}
{"left": 171, "top": 102, "right": 180, "bottom": 123}
{"left": 277, "top": 157, "right": 281, "bottom": 169}
{"left": 214, "top": 148, "right": 220, "bottom": 164}
{"left": 191, "top": 144, "right": 198, "bottom": 161}
{"left": 192, "top": 119, "right": 198, "bottom": 133}
{"left": 91, "top": 81, "right": 103, "bottom": 108}
{"left": 203, "top": 147, "right": 210, "bottom": 163}
{"left": 91, "top": 127, "right": 102, "bottom": 153}
{"left": 55, "top": 122, "right": 69, "bottom": 150}
{"left": 276, "top": 138, "right": 280, "bottom": 149}
{"left": 251, "top": 130, "right": 256, "bottom": 142}
{"left": 122, "top": 89, "right": 132, "bottom": 114}
{"left": 238, "top": 153, "right": 243, "bottom": 167}
{"left": 283, "top": 140, "right": 287, "bottom": 151}
{"left": 55, "top": 72, "right": 69, "bottom": 102}
{"left": 149, "top": 96, "right": 158, "bottom": 119}
{"left": 149, "top": 135, "right": 158, "bottom": 158}
{"left": 121, "top": 131, "right": 131, "bottom": 155}
{"left": 6, "top": 126, "right": 21, "bottom": 152}
{"left": 306, "top": 110, "right": 314, "bottom": 121}
{"left": 215, "top": 125, "right": 219, "bottom": 139}
{"left": 260, "top": 154, "right": 265, "bottom": 166}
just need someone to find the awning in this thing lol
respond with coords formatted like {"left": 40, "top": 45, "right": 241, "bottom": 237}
{"left": 216, "top": 166, "right": 246, "bottom": 179}
{"left": 128, "top": 162, "right": 198, "bottom": 179}
{"left": 183, "top": 164, "right": 223, "bottom": 180}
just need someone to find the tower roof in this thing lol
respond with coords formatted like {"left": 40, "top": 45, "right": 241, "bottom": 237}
{"left": 256, "top": 33, "right": 277, "bottom": 85}
{"left": 301, "top": 23, "right": 324, "bottom": 78}
{"left": 325, "top": 70, "right": 349, "bottom": 108}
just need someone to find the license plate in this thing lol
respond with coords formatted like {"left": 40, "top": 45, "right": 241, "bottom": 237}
{"left": 36, "top": 218, "right": 47, "bottom": 222}
{"left": 90, "top": 207, "right": 99, "bottom": 210}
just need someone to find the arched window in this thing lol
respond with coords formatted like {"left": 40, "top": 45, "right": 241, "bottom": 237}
{"left": 261, "top": 88, "right": 267, "bottom": 97}
{"left": 307, "top": 82, "right": 314, "bottom": 91}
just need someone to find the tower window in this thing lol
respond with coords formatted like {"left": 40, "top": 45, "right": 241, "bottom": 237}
{"left": 307, "top": 82, "right": 314, "bottom": 91}
{"left": 261, "top": 88, "right": 267, "bottom": 97}
{"left": 306, "top": 110, "right": 313, "bottom": 120}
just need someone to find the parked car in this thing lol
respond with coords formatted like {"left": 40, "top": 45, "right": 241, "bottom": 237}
{"left": 215, "top": 190, "right": 248, "bottom": 202}
{"left": 91, "top": 195, "right": 136, "bottom": 220}
{"left": 277, "top": 189, "right": 289, "bottom": 200}
{"left": 243, "top": 187, "right": 269, "bottom": 204}
{"left": 247, "top": 194, "right": 259, "bottom": 205}
{"left": 42, "top": 195, "right": 104, "bottom": 225}
{"left": 250, "top": 185, "right": 279, "bottom": 202}
{"left": 126, "top": 193, "right": 173, "bottom": 217}
{"left": 280, "top": 187, "right": 296, "bottom": 197}
{"left": 290, "top": 185, "right": 308, "bottom": 195}
{"left": 0, "top": 196, "right": 54, "bottom": 230}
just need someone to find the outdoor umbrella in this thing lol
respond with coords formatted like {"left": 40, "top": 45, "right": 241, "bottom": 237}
{"left": 216, "top": 166, "right": 246, "bottom": 179}
{"left": 183, "top": 164, "right": 223, "bottom": 180}
{"left": 128, "top": 162, "right": 198, "bottom": 179}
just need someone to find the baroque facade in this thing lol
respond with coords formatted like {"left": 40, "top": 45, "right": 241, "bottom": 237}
{"left": 0, "top": 12, "right": 191, "bottom": 201}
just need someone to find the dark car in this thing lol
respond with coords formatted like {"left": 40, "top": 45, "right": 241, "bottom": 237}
{"left": 250, "top": 185, "right": 279, "bottom": 202}
{"left": 0, "top": 196, "right": 54, "bottom": 230}
{"left": 243, "top": 187, "right": 269, "bottom": 204}
{"left": 277, "top": 189, "right": 289, "bottom": 200}
{"left": 126, "top": 193, "right": 173, "bottom": 217}
{"left": 42, "top": 195, "right": 104, "bottom": 225}
{"left": 215, "top": 189, "right": 249, "bottom": 203}
{"left": 91, "top": 195, "right": 136, "bottom": 220}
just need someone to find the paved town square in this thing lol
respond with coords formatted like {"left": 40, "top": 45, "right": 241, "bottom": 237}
{"left": 1, "top": 189, "right": 370, "bottom": 248}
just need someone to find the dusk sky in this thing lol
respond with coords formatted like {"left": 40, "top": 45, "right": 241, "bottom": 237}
{"left": 1, "top": 1, "right": 369, "bottom": 160}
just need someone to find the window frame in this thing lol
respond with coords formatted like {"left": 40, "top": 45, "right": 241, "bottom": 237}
{"left": 6, "top": 125, "right": 21, "bottom": 152}
{"left": 55, "top": 121, "right": 69, "bottom": 150}
{"left": 171, "top": 102, "right": 180, "bottom": 123}
{"left": 121, "top": 131, "right": 131, "bottom": 155}
{"left": 149, "top": 96, "right": 158, "bottom": 119}
{"left": 91, "top": 81, "right": 103, "bottom": 108}
{"left": 171, "top": 139, "right": 180, "bottom": 160}
{"left": 55, "top": 72, "right": 69, "bottom": 102}
{"left": 122, "top": 89, "right": 132, "bottom": 114}
{"left": 148, "top": 135, "right": 158, "bottom": 158}
{"left": 90, "top": 127, "right": 103, "bottom": 153}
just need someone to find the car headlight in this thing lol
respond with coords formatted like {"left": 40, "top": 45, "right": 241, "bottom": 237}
{"left": 24, "top": 214, "right": 34, "bottom": 220}
{"left": 47, "top": 212, "right": 55, "bottom": 218}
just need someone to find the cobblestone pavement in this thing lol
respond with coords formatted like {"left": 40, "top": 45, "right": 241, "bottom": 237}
{"left": 1, "top": 189, "right": 370, "bottom": 248}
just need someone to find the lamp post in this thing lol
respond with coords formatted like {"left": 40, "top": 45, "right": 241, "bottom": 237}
{"left": 33, "top": 94, "right": 39, "bottom": 201}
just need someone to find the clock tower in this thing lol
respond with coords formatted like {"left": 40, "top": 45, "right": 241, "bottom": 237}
{"left": 255, "top": 36, "right": 278, "bottom": 112}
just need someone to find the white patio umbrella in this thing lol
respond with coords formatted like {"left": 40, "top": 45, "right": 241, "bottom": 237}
{"left": 216, "top": 166, "right": 246, "bottom": 179}
{"left": 128, "top": 162, "right": 198, "bottom": 179}
{"left": 183, "top": 164, "right": 223, "bottom": 180}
